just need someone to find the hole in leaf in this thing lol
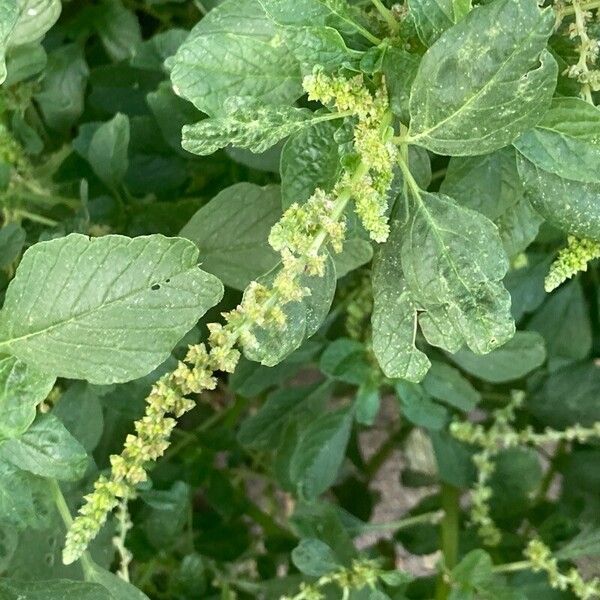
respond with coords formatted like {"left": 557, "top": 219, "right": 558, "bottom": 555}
{"left": 151, "top": 284, "right": 160, "bottom": 291}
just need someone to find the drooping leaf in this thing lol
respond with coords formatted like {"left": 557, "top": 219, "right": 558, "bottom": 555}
{"left": 182, "top": 102, "right": 316, "bottom": 156}
{"left": 408, "top": 0, "right": 471, "bottom": 46}
{"left": 0, "top": 234, "right": 224, "bottom": 383}
{"left": 73, "top": 113, "right": 130, "bottom": 189}
{"left": 401, "top": 191, "right": 515, "bottom": 355}
{"left": 408, "top": 0, "right": 557, "bottom": 155}
{"left": 180, "top": 183, "right": 281, "bottom": 290}
{"left": 448, "top": 330, "right": 546, "bottom": 383}
{"left": 0, "top": 356, "right": 55, "bottom": 442}
{"left": 289, "top": 408, "right": 352, "bottom": 501}
{"left": 514, "top": 97, "right": 600, "bottom": 183}
{"left": 517, "top": 153, "right": 600, "bottom": 240}
{"left": 0, "top": 413, "right": 88, "bottom": 480}
{"left": 372, "top": 218, "right": 430, "bottom": 383}
{"left": 168, "top": 0, "right": 302, "bottom": 117}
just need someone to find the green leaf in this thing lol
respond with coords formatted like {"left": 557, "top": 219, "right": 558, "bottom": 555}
{"left": 182, "top": 102, "right": 315, "bottom": 156}
{"left": 372, "top": 219, "right": 430, "bottom": 383}
{"left": 168, "top": 0, "right": 302, "bottom": 117}
{"left": 319, "top": 338, "right": 371, "bottom": 385}
{"left": 395, "top": 381, "right": 448, "bottom": 430}
{"left": 88, "top": 565, "right": 150, "bottom": 600}
{"left": 244, "top": 254, "right": 336, "bottom": 366}
{"left": 517, "top": 154, "right": 600, "bottom": 240}
{"left": 422, "top": 361, "right": 480, "bottom": 411}
{"left": 408, "top": 0, "right": 471, "bottom": 46}
{"left": 0, "top": 579, "right": 112, "bottom": 600}
{"left": 180, "top": 183, "right": 281, "bottom": 290}
{"left": 514, "top": 97, "right": 600, "bottom": 183}
{"left": 0, "top": 233, "right": 224, "bottom": 383}
{"left": 289, "top": 408, "right": 352, "bottom": 500}
{"left": 73, "top": 113, "right": 130, "bottom": 189}
{"left": 238, "top": 383, "right": 329, "bottom": 449}
{"left": 7, "top": 0, "right": 61, "bottom": 48}
{"left": 292, "top": 538, "right": 340, "bottom": 576}
{"left": 527, "top": 279, "right": 591, "bottom": 370}
{"left": 281, "top": 120, "right": 341, "bottom": 209}
{"left": 0, "top": 356, "right": 55, "bottom": 442}
{"left": 382, "top": 47, "right": 420, "bottom": 124}
{"left": 333, "top": 238, "right": 373, "bottom": 278}
{"left": 555, "top": 529, "right": 600, "bottom": 561}
{"left": 34, "top": 43, "right": 88, "bottom": 132}
{"left": 529, "top": 361, "right": 600, "bottom": 428}
{"left": 448, "top": 330, "right": 546, "bottom": 383}
{"left": 408, "top": 0, "right": 557, "bottom": 155}
{"left": 94, "top": 0, "right": 141, "bottom": 62}
{"left": 0, "top": 413, "right": 88, "bottom": 480}
{"left": 0, "top": 462, "right": 46, "bottom": 529}
{"left": 401, "top": 191, "right": 514, "bottom": 355}
{"left": 0, "top": 0, "right": 17, "bottom": 84}
{"left": 430, "top": 430, "right": 476, "bottom": 488}
{"left": 0, "top": 223, "right": 24, "bottom": 268}
{"left": 440, "top": 148, "right": 542, "bottom": 257}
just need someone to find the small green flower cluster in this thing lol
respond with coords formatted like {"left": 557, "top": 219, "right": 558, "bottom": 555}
{"left": 545, "top": 235, "right": 600, "bottom": 292}
{"left": 282, "top": 559, "right": 395, "bottom": 600}
{"left": 525, "top": 539, "right": 600, "bottom": 600}
{"left": 451, "top": 393, "right": 600, "bottom": 547}
{"left": 563, "top": 0, "right": 600, "bottom": 101}
{"left": 345, "top": 274, "right": 373, "bottom": 341}
{"left": 303, "top": 69, "right": 397, "bottom": 242}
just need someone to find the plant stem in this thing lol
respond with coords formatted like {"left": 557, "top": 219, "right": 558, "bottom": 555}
{"left": 435, "top": 484, "right": 460, "bottom": 600}
{"left": 49, "top": 479, "right": 95, "bottom": 580}
{"left": 370, "top": 0, "right": 399, "bottom": 34}
{"left": 492, "top": 560, "right": 532, "bottom": 574}
{"left": 353, "top": 510, "right": 444, "bottom": 533}
{"left": 15, "top": 209, "right": 58, "bottom": 227}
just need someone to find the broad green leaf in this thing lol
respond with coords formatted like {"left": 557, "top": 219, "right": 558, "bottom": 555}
{"left": 504, "top": 252, "right": 551, "bottom": 320}
{"left": 0, "top": 526, "right": 18, "bottom": 571}
{"left": 131, "top": 28, "right": 188, "bottom": 72}
{"left": 517, "top": 154, "right": 600, "bottom": 240}
{"left": 52, "top": 382, "right": 104, "bottom": 452}
{"left": 382, "top": 47, "right": 420, "bottom": 124}
{"left": 0, "top": 234, "right": 224, "bottom": 383}
{"left": 555, "top": 529, "right": 600, "bottom": 561}
{"left": 292, "top": 538, "right": 340, "bottom": 576}
{"left": 319, "top": 338, "right": 371, "bottom": 385}
{"left": 281, "top": 120, "right": 341, "bottom": 209}
{"left": 289, "top": 408, "right": 352, "bottom": 500}
{"left": 244, "top": 253, "right": 336, "bottom": 366}
{"left": 530, "top": 362, "right": 600, "bottom": 428}
{"left": 0, "top": 356, "right": 55, "bottom": 441}
{"left": 0, "top": 0, "right": 17, "bottom": 84}
{"left": 0, "top": 222, "right": 25, "bottom": 268}
{"left": 95, "top": 0, "right": 141, "bottom": 62}
{"left": 0, "top": 413, "right": 88, "bottom": 480}
{"left": 168, "top": 0, "right": 302, "bottom": 117}
{"left": 354, "top": 381, "right": 380, "bottom": 426}
{"left": 2, "top": 41, "right": 45, "bottom": 86}
{"left": 372, "top": 219, "right": 430, "bottom": 383}
{"left": 422, "top": 361, "right": 480, "bottom": 411}
{"left": 401, "top": 191, "right": 514, "bottom": 355}
{"left": 407, "top": 0, "right": 557, "bottom": 155}
{"left": 180, "top": 183, "right": 281, "bottom": 290}
{"left": 10, "top": 0, "right": 60, "bottom": 46}
{"left": 182, "top": 103, "right": 316, "bottom": 156}
{"left": 34, "top": 43, "right": 88, "bottom": 131}
{"left": 441, "top": 149, "right": 542, "bottom": 258}
{"left": 0, "top": 462, "right": 44, "bottom": 528}
{"left": 238, "top": 383, "right": 329, "bottom": 449}
{"left": 0, "top": 579, "right": 112, "bottom": 600}
{"left": 88, "top": 565, "right": 150, "bottom": 600}
{"left": 73, "top": 113, "right": 130, "bottom": 189}
{"left": 430, "top": 430, "right": 476, "bottom": 488}
{"left": 448, "top": 330, "right": 546, "bottom": 383}
{"left": 408, "top": 0, "right": 471, "bottom": 46}
{"left": 514, "top": 97, "right": 600, "bottom": 183}
{"left": 527, "top": 279, "right": 591, "bottom": 371}
{"left": 395, "top": 381, "right": 448, "bottom": 430}
{"left": 333, "top": 238, "right": 372, "bottom": 278}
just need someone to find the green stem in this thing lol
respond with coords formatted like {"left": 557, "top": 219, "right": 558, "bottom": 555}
{"left": 14, "top": 209, "right": 58, "bottom": 227}
{"left": 353, "top": 510, "right": 444, "bottom": 533}
{"left": 435, "top": 484, "right": 460, "bottom": 600}
{"left": 492, "top": 560, "right": 532, "bottom": 574}
{"left": 49, "top": 479, "right": 95, "bottom": 580}
{"left": 370, "top": 0, "right": 399, "bottom": 34}
{"left": 557, "top": 0, "right": 600, "bottom": 17}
